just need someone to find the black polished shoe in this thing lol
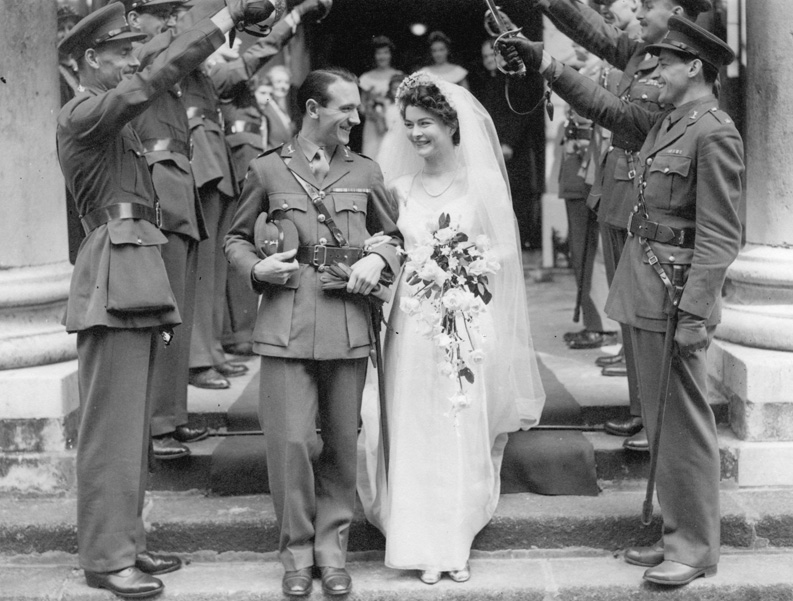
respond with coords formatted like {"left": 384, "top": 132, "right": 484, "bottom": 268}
{"left": 320, "top": 566, "right": 352, "bottom": 596}
{"left": 601, "top": 361, "right": 628, "bottom": 377}
{"left": 151, "top": 435, "right": 190, "bottom": 460}
{"left": 172, "top": 425, "right": 208, "bottom": 443}
{"left": 568, "top": 330, "right": 618, "bottom": 349}
{"left": 282, "top": 567, "right": 313, "bottom": 597}
{"left": 643, "top": 560, "right": 717, "bottom": 585}
{"left": 85, "top": 566, "right": 163, "bottom": 599}
{"left": 604, "top": 416, "right": 643, "bottom": 437}
{"left": 223, "top": 341, "right": 255, "bottom": 356}
{"left": 595, "top": 348, "right": 624, "bottom": 367}
{"left": 188, "top": 367, "right": 230, "bottom": 390}
{"left": 135, "top": 551, "right": 182, "bottom": 575}
{"left": 623, "top": 429, "right": 649, "bottom": 452}
{"left": 214, "top": 361, "right": 248, "bottom": 378}
{"left": 624, "top": 540, "right": 664, "bottom": 567}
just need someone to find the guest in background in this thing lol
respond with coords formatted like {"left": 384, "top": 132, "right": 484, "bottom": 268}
{"left": 359, "top": 35, "right": 402, "bottom": 158}
{"left": 419, "top": 30, "right": 468, "bottom": 89}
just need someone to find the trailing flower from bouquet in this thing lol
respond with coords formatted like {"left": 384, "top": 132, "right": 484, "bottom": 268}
{"left": 400, "top": 212, "right": 500, "bottom": 416}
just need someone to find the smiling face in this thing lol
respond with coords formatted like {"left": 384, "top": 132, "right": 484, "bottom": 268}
{"left": 86, "top": 39, "right": 140, "bottom": 90}
{"left": 655, "top": 49, "right": 696, "bottom": 106}
{"left": 403, "top": 104, "right": 456, "bottom": 161}
{"left": 430, "top": 40, "right": 449, "bottom": 65}
{"left": 374, "top": 46, "right": 392, "bottom": 69}
{"left": 637, "top": 0, "right": 678, "bottom": 44}
{"left": 314, "top": 79, "right": 362, "bottom": 147}
{"left": 254, "top": 82, "right": 273, "bottom": 111}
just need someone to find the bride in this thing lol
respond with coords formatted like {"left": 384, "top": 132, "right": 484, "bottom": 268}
{"left": 358, "top": 73, "right": 546, "bottom": 584}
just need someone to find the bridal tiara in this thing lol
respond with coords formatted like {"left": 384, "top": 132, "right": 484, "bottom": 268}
{"left": 395, "top": 71, "right": 457, "bottom": 109}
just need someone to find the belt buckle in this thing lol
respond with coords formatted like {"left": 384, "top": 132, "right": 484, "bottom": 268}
{"left": 312, "top": 245, "right": 327, "bottom": 267}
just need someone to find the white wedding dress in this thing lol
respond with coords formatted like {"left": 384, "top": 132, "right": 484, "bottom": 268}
{"left": 358, "top": 179, "right": 522, "bottom": 571}
{"left": 358, "top": 76, "right": 545, "bottom": 572}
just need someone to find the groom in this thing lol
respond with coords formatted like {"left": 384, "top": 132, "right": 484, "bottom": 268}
{"left": 225, "top": 67, "right": 402, "bottom": 597}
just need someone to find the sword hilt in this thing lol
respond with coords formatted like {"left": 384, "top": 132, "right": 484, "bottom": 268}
{"left": 494, "top": 29, "right": 528, "bottom": 77}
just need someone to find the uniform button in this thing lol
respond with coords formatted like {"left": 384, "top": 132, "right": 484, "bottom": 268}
{"left": 282, "top": 203, "right": 288, "bottom": 209}
{"left": 608, "top": 145, "right": 614, "bottom": 152}
{"left": 669, "top": 255, "right": 675, "bottom": 262}
{"left": 642, "top": 182, "right": 647, "bottom": 188}
{"left": 663, "top": 167, "right": 670, "bottom": 173}
{"left": 352, "top": 204, "right": 358, "bottom": 210}
{"left": 318, "top": 214, "right": 326, "bottom": 222}
{"left": 137, "top": 238, "right": 143, "bottom": 245}
{"left": 646, "top": 158, "right": 653, "bottom": 165}
{"left": 319, "top": 237, "right": 327, "bottom": 245}
{"left": 319, "top": 191, "right": 326, "bottom": 199}
{"left": 634, "top": 205, "right": 639, "bottom": 212}
{"left": 641, "top": 94, "right": 648, "bottom": 100}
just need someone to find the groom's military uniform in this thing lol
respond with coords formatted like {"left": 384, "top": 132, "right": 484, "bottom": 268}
{"left": 225, "top": 135, "right": 401, "bottom": 570}
{"left": 545, "top": 17, "right": 742, "bottom": 574}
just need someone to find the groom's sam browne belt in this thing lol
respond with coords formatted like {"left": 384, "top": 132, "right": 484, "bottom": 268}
{"left": 81, "top": 199, "right": 161, "bottom": 234}
{"left": 297, "top": 245, "right": 364, "bottom": 268}
{"left": 628, "top": 213, "right": 695, "bottom": 248}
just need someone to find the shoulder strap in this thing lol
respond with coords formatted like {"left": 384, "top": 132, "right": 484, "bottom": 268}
{"left": 280, "top": 156, "right": 349, "bottom": 247}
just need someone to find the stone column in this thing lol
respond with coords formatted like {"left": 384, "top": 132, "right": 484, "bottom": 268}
{"left": 0, "top": 1, "right": 78, "bottom": 492}
{"left": 710, "top": 0, "right": 793, "bottom": 486}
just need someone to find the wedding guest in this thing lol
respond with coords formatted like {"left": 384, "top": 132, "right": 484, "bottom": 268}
{"left": 359, "top": 35, "right": 402, "bottom": 158}
{"left": 419, "top": 31, "right": 469, "bottom": 88}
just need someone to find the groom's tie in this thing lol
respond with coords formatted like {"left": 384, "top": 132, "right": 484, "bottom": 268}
{"left": 311, "top": 147, "right": 330, "bottom": 184}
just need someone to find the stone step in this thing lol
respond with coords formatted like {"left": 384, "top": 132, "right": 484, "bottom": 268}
{"left": 147, "top": 425, "right": 742, "bottom": 493}
{"left": 3, "top": 549, "right": 793, "bottom": 600}
{"left": 2, "top": 486, "right": 790, "bottom": 556}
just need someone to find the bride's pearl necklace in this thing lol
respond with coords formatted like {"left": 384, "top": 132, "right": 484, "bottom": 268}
{"left": 420, "top": 167, "right": 457, "bottom": 198}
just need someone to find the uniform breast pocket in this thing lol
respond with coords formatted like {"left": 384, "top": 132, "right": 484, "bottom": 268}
{"left": 646, "top": 154, "right": 692, "bottom": 210}
{"left": 332, "top": 193, "right": 368, "bottom": 242}
{"left": 268, "top": 193, "right": 309, "bottom": 222}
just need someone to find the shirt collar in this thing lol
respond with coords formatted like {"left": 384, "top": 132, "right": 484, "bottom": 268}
{"left": 297, "top": 134, "right": 336, "bottom": 162}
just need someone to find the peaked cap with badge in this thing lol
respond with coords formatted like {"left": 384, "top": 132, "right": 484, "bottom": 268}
{"left": 646, "top": 14, "right": 735, "bottom": 71}
{"left": 58, "top": 2, "right": 147, "bottom": 58}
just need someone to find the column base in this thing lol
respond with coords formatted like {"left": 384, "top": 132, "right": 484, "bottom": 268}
{"left": 0, "top": 360, "right": 79, "bottom": 493}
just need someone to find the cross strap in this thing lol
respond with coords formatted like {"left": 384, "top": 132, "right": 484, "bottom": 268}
{"left": 285, "top": 166, "right": 349, "bottom": 247}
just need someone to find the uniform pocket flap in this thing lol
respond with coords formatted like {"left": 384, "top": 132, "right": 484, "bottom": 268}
{"left": 333, "top": 193, "right": 368, "bottom": 214}
{"left": 649, "top": 154, "right": 692, "bottom": 177}
{"left": 107, "top": 219, "right": 168, "bottom": 246}
{"left": 269, "top": 192, "right": 309, "bottom": 213}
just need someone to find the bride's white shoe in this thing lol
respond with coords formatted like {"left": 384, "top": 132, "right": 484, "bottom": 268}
{"left": 419, "top": 570, "right": 442, "bottom": 585}
{"left": 448, "top": 563, "right": 471, "bottom": 583}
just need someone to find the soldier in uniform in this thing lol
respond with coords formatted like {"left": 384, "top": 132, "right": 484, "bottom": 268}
{"left": 212, "top": 0, "right": 331, "bottom": 358}
{"left": 124, "top": 0, "right": 212, "bottom": 460}
{"left": 502, "top": 13, "right": 742, "bottom": 586}
{"left": 57, "top": 1, "right": 271, "bottom": 597}
{"left": 523, "top": 0, "right": 712, "bottom": 450}
{"left": 225, "top": 68, "right": 402, "bottom": 597}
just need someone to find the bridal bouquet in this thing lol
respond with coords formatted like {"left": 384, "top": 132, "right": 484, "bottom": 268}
{"left": 400, "top": 213, "right": 500, "bottom": 415}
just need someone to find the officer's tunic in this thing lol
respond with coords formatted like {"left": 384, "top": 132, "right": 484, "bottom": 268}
{"left": 550, "top": 64, "right": 743, "bottom": 568}
{"left": 225, "top": 136, "right": 401, "bottom": 570}
{"left": 57, "top": 17, "right": 225, "bottom": 572}
{"left": 541, "top": 0, "right": 667, "bottom": 418}
{"left": 128, "top": 8, "right": 213, "bottom": 436}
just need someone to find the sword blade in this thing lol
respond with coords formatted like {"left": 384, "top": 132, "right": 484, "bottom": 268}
{"left": 483, "top": 0, "right": 508, "bottom": 32}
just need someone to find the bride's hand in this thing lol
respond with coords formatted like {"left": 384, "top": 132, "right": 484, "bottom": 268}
{"left": 347, "top": 254, "right": 386, "bottom": 296}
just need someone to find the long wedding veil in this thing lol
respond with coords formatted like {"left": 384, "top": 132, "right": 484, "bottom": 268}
{"left": 377, "top": 75, "right": 546, "bottom": 430}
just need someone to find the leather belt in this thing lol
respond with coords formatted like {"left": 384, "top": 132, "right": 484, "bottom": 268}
{"left": 141, "top": 137, "right": 190, "bottom": 157}
{"left": 296, "top": 245, "right": 364, "bottom": 268}
{"left": 628, "top": 213, "right": 695, "bottom": 248}
{"left": 81, "top": 201, "right": 160, "bottom": 235}
{"left": 225, "top": 120, "right": 260, "bottom": 135}
{"left": 186, "top": 106, "right": 220, "bottom": 125}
